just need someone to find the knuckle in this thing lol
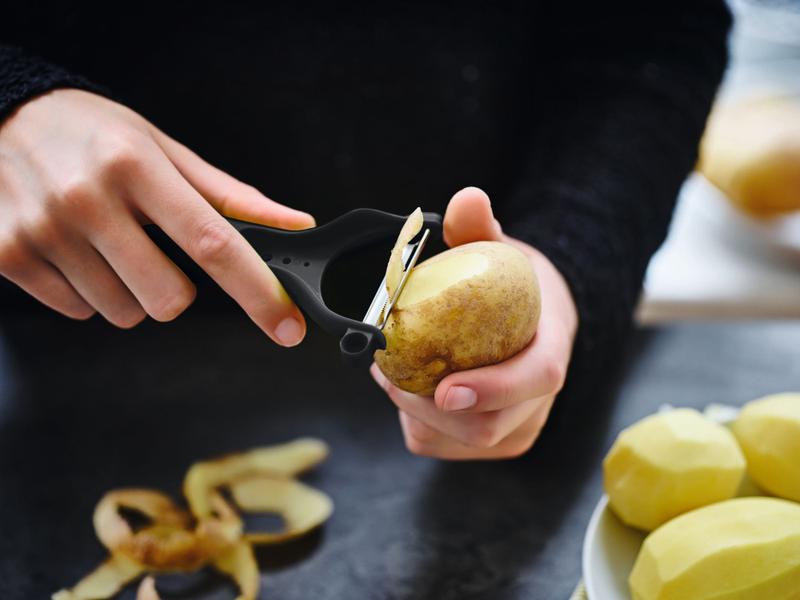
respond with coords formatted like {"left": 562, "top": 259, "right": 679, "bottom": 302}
{"left": 541, "top": 354, "right": 566, "bottom": 392}
{"left": 403, "top": 434, "right": 430, "bottom": 457}
{"left": 0, "top": 236, "right": 27, "bottom": 277}
{"left": 406, "top": 418, "right": 437, "bottom": 444}
{"left": 23, "top": 213, "right": 63, "bottom": 255}
{"left": 149, "top": 284, "right": 196, "bottom": 322}
{"left": 190, "top": 220, "right": 236, "bottom": 266}
{"left": 464, "top": 413, "right": 502, "bottom": 449}
{"left": 96, "top": 130, "right": 145, "bottom": 177}
{"left": 217, "top": 184, "right": 257, "bottom": 214}
{"left": 60, "top": 177, "right": 95, "bottom": 207}
{"left": 53, "top": 178, "right": 105, "bottom": 227}
{"left": 505, "top": 435, "right": 538, "bottom": 459}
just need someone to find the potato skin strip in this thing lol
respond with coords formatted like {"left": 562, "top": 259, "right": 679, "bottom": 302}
{"left": 230, "top": 476, "right": 334, "bottom": 544}
{"left": 94, "top": 489, "right": 241, "bottom": 571}
{"left": 184, "top": 438, "right": 329, "bottom": 519}
{"left": 386, "top": 207, "right": 423, "bottom": 299}
{"left": 213, "top": 540, "right": 259, "bottom": 600}
{"left": 135, "top": 576, "right": 160, "bottom": 600}
{"left": 94, "top": 489, "right": 191, "bottom": 553}
{"left": 52, "top": 554, "right": 143, "bottom": 600}
{"left": 54, "top": 440, "right": 333, "bottom": 599}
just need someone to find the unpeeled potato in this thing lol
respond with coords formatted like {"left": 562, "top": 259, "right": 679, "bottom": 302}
{"left": 374, "top": 241, "right": 540, "bottom": 395}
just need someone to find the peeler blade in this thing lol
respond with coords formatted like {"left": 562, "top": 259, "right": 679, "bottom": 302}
{"left": 363, "top": 229, "right": 431, "bottom": 329}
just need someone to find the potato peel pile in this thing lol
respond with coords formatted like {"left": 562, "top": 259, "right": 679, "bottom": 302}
{"left": 53, "top": 438, "right": 332, "bottom": 600}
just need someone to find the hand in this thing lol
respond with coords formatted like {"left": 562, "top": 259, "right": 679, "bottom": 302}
{"left": 0, "top": 89, "right": 314, "bottom": 345}
{"left": 370, "top": 187, "right": 578, "bottom": 459}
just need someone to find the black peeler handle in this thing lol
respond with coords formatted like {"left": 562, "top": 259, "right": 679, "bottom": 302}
{"left": 226, "top": 209, "right": 442, "bottom": 367}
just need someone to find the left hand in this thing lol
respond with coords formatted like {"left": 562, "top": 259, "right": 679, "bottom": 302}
{"left": 370, "top": 187, "right": 578, "bottom": 459}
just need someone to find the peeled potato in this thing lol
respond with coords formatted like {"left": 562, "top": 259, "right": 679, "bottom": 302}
{"left": 732, "top": 392, "right": 800, "bottom": 502}
{"left": 629, "top": 497, "right": 800, "bottom": 600}
{"left": 374, "top": 240, "right": 540, "bottom": 395}
{"left": 698, "top": 97, "right": 800, "bottom": 217}
{"left": 603, "top": 408, "right": 746, "bottom": 531}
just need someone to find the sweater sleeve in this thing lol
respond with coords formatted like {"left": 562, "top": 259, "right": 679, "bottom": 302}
{"left": 0, "top": 45, "right": 108, "bottom": 123}
{"left": 500, "top": 1, "right": 731, "bottom": 386}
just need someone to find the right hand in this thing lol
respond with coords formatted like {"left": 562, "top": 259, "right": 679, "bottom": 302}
{"left": 0, "top": 89, "right": 314, "bottom": 346}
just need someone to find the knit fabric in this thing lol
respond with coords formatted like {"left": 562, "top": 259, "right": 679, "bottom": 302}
{"left": 0, "top": 2, "right": 731, "bottom": 394}
{"left": 0, "top": 45, "right": 106, "bottom": 123}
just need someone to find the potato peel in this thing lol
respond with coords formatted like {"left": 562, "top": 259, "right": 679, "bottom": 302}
{"left": 230, "top": 476, "right": 334, "bottom": 544}
{"left": 135, "top": 576, "right": 159, "bottom": 600}
{"left": 52, "top": 554, "right": 143, "bottom": 600}
{"left": 213, "top": 540, "right": 260, "bottom": 600}
{"left": 184, "top": 438, "right": 329, "bottom": 519}
{"left": 385, "top": 207, "right": 423, "bottom": 299}
{"left": 93, "top": 489, "right": 192, "bottom": 553}
{"left": 55, "top": 439, "right": 332, "bottom": 599}
{"left": 93, "top": 489, "right": 241, "bottom": 571}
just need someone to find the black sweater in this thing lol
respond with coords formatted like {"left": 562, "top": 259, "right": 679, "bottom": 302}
{"left": 0, "top": 1, "right": 731, "bottom": 390}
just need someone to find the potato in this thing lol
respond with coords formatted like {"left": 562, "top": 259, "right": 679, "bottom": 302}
{"left": 374, "top": 241, "right": 539, "bottom": 395}
{"left": 629, "top": 497, "right": 800, "bottom": 600}
{"left": 732, "top": 392, "right": 800, "bottom": 502}
{"left": 698, "top": 97, "right": 800, "bottom": 217}
{"left": 603, "top": 409, "right": 746, "bottom": 531}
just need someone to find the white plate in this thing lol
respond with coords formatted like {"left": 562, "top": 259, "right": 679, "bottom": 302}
{"left": 581, "top": 496, "right": 645, "bottom": 600}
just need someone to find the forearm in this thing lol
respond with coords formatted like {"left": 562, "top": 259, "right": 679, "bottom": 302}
{"left": 501, "top": 1, "right": 731, "bottom": 382}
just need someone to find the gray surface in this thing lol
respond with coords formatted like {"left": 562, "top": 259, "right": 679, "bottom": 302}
{"left": 0, "top": 311, "right": 797, "bottom": 600}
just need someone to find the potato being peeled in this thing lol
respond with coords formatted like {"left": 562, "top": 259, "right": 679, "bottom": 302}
{"left": 374, "top": 240, "right": 540, "bottom": 395}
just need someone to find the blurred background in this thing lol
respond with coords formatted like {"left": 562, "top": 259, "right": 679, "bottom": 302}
{"left": 638, "top": 0, "right": 800, "bottom": 322}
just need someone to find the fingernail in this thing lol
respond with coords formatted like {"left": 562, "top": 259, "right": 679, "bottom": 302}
{"left": 443, "top": 386, "right": 477, "bottom": 411}
{"left": 493, "top": 219, "right": 503, "bottom": 236}
{"left": 275, "top": 317, "right": 304, "bottom": 346}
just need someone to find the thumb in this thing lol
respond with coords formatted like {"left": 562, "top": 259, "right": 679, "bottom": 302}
{"left": 153, "top": 130, "right": 316, "bottom": 230}
{"left": 443, "top": 187, "right": 503, "bottom": 247}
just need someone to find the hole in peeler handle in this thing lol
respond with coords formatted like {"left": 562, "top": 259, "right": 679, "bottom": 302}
{"left": 339, "top": 327, "right": 385, "bottom": 367}
{"left": 341, "top": 330, "right": 369, "bottom": 354}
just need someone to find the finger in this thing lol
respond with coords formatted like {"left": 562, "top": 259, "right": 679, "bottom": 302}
{"left": 0, "top": 240, "right": 94, "bottom": 319}
{"left": 34, "top": 231, "right": 146, "bottom": 328}
{"left": 433, "top": 323, "right": 568, "bottom": 414}
{"left": 153, "top": 130, "right": 315, "bottom": 230}
{"left": 87, "top": 208, "right": 196, "bottom": 322}
{"left": 433, "top": 251, "right": 572, "bottom": 414}
{"left": 371, "top": 363, "right": 543, "bottom": 448}
{"left": 443, "top": 187, "right": 503, "bottom": 247}
{"left": 128, "top": 147, "right": 306, "bottom": 346}
{"left": 400, "top": 399, "right": 551, "bottom": 460}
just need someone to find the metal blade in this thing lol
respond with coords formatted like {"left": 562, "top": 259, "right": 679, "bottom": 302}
{"left": 362, "top": 229, "right": 430, "bottom": 329}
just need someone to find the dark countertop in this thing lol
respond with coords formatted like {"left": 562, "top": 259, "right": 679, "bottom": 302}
{"left": 0, "top": 309, "right": 798, "bottom": 600}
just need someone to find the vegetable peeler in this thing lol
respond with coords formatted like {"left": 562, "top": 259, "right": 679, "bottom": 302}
{"left": 226, "top": 209, "right": 442, "bottom": 367}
